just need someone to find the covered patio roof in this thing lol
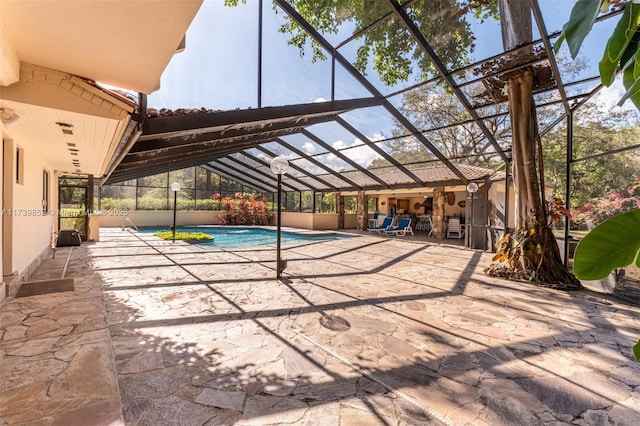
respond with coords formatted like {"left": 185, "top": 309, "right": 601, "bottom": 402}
{"left": 104, "top": 97, "right": 383, "bottom": 185}
{"left": 104, "top": 1, "right": 630, "bottom": 195}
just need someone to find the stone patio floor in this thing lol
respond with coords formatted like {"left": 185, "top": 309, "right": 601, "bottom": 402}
{"left": 1, "top": 227, "right": 640, "bottom": 425}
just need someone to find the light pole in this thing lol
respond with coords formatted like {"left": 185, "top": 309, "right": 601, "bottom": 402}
{"left": 171, "top": 182, "right": 181, "bottom": 243}
{"left": 466, "top": 182, "right": 479, "bottom": 249}
{"left": 270, "top": 156, "right": 289, "bottom": 279}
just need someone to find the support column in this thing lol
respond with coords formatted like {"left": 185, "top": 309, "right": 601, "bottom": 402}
{"left": 356, "top": 191, "right": 367, "bottom": 230}
{"left": 432, "top": 187, "right": 446, "bottom": 238}
{"left": 336, "top": 192, "right": 344, "bottom": 229}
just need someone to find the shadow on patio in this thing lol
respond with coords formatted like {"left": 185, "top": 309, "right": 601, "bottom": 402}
{"left": 2, "top": 228, "right": 639, "bottom": 425}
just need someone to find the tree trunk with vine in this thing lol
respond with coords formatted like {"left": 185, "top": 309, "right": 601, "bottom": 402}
{"left": 508, "top": 70, "right": 581, "bottom": 289}
{"left": 492, "top": 0, "right": 581, "bottom": 290}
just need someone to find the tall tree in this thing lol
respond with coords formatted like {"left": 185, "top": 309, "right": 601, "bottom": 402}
{"left": 370, "top": 85, "right": 509, "bottom": 169}
{"left": 491, "top": 0, "right": 581, "bottom": 288}
{"left": 544, "top": 119, "right": 640, "bottom": 208}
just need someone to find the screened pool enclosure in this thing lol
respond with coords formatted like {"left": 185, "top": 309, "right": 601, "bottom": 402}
{"left": 95, "top": 0, "right": 639, "bottom": 253}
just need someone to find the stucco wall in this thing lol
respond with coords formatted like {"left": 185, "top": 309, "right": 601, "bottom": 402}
{"left": 373, "top": 191, "right": 466, "bottom": 217}
{"left": 5, "top": 137, "right": 54, "bottom": 277}
{"left": 97, "top": 210, "right": 358, "bottom": 231}
{"left": 1, "top": 136, "right": 4, "bottom": 284}
{"left": 97, "top": 210, "right": 224, "bottom": 228}
{"left": 487, "top": 180, "right": 514, "bottom": 229}
{"left": 282, "top": 212, "right": 348, "bottom": 230}
{"left": 309, "top": 213, "right": 339, "bottom": 230}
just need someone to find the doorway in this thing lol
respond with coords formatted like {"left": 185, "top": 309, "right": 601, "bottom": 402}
{"left": 58, "top": 174, "right": 92, "bottom": 240}
{"left": 467, "top": 183, "right": 488, "bottom": 250}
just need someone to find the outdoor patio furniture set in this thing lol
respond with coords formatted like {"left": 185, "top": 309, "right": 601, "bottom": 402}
{"left": 368, "top": 213, "right": 465, "bottom": 239}
{"left": 367, "top": 216, "right": 414, "bottom": 236}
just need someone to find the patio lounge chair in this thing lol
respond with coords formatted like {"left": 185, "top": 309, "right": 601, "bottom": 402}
{"left": 384, "top": 218, "right": 414, "bottom": 236}
{"left": 368, "top": 216, "right": 393, "bottom": 232}
{"left": 368, "top": 212, "right": 386, "bottom": 228}
{"left": 447, "top": 217, "right": 464, "bottom": 239}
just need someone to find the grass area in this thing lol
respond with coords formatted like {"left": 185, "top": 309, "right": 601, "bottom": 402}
{"left": 154, "top": 231, "right": 213, "bottom": 241}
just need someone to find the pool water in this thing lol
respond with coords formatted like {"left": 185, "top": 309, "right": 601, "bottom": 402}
{"left": 140, "top": 226, "right": 348, "bottom": 248}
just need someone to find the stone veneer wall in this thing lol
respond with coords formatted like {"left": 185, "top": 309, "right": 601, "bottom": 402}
{"left": 356, "top": 191, "right": 367, "bottom": 231}
{"left": 337, "top": 194, "right": 345, "bottom": 229}
{"left": 432, "top": 187, "right": 446, "bottom": 238}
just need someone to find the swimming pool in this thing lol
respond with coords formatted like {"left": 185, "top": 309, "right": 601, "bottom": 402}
{"left": 139, "top": 226, "right": 349, "bottom": 248}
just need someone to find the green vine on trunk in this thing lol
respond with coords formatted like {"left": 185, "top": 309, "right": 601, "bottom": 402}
{"left": 485, "top": 198, "right": 582, "bottom": 290}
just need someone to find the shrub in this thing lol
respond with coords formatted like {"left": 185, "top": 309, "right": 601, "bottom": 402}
{"left": 572, "top": 180, "right": 640, "bottom": 229}
{"left": 195, "top": 199, "right": 220, "bottom": 210}
{"left": 154, "top": 231, "right": 212, "bottom": 241}
{"left": 99, "top": 197, "right": 136, "bottom": 210}
{"left": 214, "top": 193, "right": 273, "bottom": 225}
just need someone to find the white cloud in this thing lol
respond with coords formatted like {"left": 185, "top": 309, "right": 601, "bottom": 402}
{"left": 324, "top": 138, "right": 381, "bottom": 169}
{"left": 302, "top": 142, "right": 316, "bottom": 154}
{"left": 593, "top": 79, "right": 637, "bottom": 113}
{"left": 332, "top": 140, "right": 347, "bottom": 150}
{"left": 370, "top": 132, "right": 385, "bottom": 142}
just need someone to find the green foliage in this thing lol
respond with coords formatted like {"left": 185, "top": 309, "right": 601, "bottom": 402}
{"left": 154, "top": 231, "right": 213, "bottom": 241}
{"left": 572, "top": 181, "right": 640, "bottom": 228}
{"left": 554, "top": 0, "right": 607, "bottom": 60}
{"left": 137, "top": 195, "right": 168, "bottom": 210}
{"left": 99, "top": 165, "right": 245, "bottom": 211}
{"left": 556, "top": 1, "right": 640, "bottom": 108}
{"left": 286, "top": 191, "right": 301, "bottom": 212}
{"left": 573, "top": 210, "right": 640, "bottom": 280}
{"left": 195, "top": 199, "right": 222, "bottom": 210}
{"left": 605, "top": 4, "right": 640, "bottom": 92}
{"left": 485, "top": 199, "right": 581, "bottom": 289}
{"left": 343, "top": 196, "right": 357, "bottom": 213}
{"left": 301, "top": 191, "right": 314, "bottom": 212}
{"left": 543, "top": 120, "right": 640, "bottom": 209}
{"left": 73, "top": 204, "right": 86, "bottom": 231}
{"left": 559, "top": 0, "right": 640, "bottom": 361}
{"left": 99, "top": 198, "right": 136, "bottom": 210}
{"left": 252, "top": 0, "right": 497, "bottom": 86}
{"left": 367, "top": 197, "right": 377, "bottom": 213}
{"left": 216, "top": 193, "right": 273, "bottom": 225}
{"left": 371, "top": 84, "right": 508, "bottom": 169}
{"left": 321, "top": 192, "right": 336, "bottom": 212}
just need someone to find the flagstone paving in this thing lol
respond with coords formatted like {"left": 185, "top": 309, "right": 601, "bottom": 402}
{"left": 1, "top": 227, "right": 640, "bottom": 425}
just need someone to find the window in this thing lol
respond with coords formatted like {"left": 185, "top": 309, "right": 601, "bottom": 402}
{"left": 344, "top": 196, "right": 357, "bottom": 213}
{"left": 16, "top": 146, "right": 24, "bottom": 184}
{"left": 43, "top": 170, "right": 50, "bottom": 213}
{"left": 368, "top": 197, "right": 377, "bottom": 213}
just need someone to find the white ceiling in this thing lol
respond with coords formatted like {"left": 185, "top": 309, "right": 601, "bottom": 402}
{"left": 1, "top": 100, "right": 124, "bottom": 176}
{"left": 0, "top": 0, "right": 202, "bottom": 94}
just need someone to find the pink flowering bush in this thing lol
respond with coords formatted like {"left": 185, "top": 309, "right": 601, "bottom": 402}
{"left": 213, "top": 193, "right": 273, "bottom": 225}
{"left": 572, "top": 181, "right": 640, "bottom": 229}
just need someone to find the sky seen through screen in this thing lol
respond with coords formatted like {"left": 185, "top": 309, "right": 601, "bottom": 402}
{"left": 145, "top": 0, "right": 637, "bottom": 171}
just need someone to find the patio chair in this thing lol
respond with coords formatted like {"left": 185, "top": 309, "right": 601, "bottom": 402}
{"left": 369, "top": 213, "right": 386, "bottom": 228}
{"left": 367, "top": 216, "right": 392, "bottom": 232}
{"left": 447, "top": 217, "right": 464, "bottom": 239}
{"left": 415, "top": 215, "right": 430, "bottom": 232}
{"left": 384, "top": 217, "right": 414, "bottom": 236}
